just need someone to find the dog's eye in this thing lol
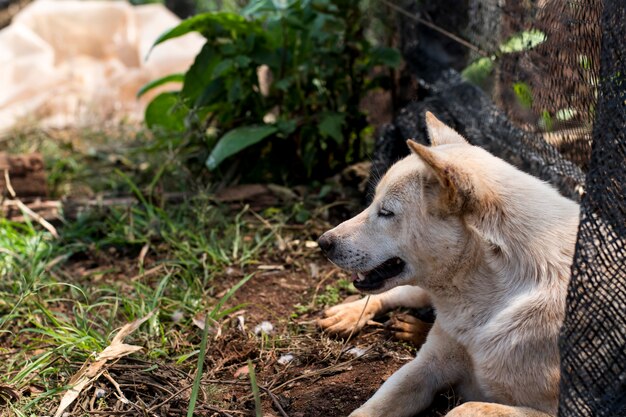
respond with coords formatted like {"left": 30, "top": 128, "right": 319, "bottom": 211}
{"left": 378, "top": 208, "right": 394, "bottom": 218}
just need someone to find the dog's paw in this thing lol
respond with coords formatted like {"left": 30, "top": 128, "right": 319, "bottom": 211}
{"left": 317, "top": 297, "right": 381, "bottom": 338}
{"left": 385, "top": 313, "right": 432, "bottom": 347}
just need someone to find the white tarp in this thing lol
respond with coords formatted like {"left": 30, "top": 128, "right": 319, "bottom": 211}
{"left": 0, "top": 0, "right": 203, "bottom": 133}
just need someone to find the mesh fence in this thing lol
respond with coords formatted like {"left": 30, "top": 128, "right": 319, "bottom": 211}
{"left": 373, "top": 0, "right": 625, "bottom": 415}
{"left": 558, "top": 1, "right": 626, "bottom": 415}
{"left": 463, "top": 2, "right": 626, "bottom": 414}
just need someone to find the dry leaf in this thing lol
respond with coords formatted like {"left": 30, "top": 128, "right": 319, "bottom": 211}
{"left": 233, "top": 365, "right": 249, "bottom": 378}
{"left": 53, "top": 310, "right": 155, "bottom": 417}
{"left": 138, "top": 242, "right": 150, "bottom": 266}
{"left": 192, "top": 313, "right": 222, "bottom": 339}
{"left": 0, "top": 384, "right": 19, "bottom": 405}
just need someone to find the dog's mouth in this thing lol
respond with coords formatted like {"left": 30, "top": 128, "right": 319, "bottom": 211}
{"left": 350, "top": 257, "right": 406, "bottom": 291}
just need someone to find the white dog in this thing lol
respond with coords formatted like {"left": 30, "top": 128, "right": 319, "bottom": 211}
{"left": 317, "top": 112, "right": 579, "bottom": 417}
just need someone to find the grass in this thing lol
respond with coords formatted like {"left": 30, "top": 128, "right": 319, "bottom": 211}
{"left": 0, "top": 125, "right": 363, "bottom": 416}
{"left": 0, "top": 198, "right": 288, "bottom": 412}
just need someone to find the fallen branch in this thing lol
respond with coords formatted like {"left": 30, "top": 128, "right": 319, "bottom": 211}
{"left": 3, "top": 170, "right": 59, "bottom": 238}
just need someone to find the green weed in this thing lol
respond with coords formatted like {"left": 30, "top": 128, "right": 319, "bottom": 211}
{"left": 142, "top": 0, "right": 401, "bottom": 182}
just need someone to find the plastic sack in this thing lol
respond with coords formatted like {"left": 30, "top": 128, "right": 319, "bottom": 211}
{"left": 0, "top": 0, "right": 203, "bottom": 133}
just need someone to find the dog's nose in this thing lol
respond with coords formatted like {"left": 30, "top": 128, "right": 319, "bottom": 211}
{"left": 317, "top": 233, "right": 335, "bottom": 256}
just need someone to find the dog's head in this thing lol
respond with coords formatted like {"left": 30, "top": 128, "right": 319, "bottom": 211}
{"left": 318, "top": 112, "right": 493, "bottom": 294}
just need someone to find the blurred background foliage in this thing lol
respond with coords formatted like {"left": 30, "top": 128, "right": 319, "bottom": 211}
{"left": 139, "top": 0, "right": 401, "bottom": 184}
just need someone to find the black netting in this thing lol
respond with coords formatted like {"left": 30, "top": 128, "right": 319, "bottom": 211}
{"left": 371, "top": 0, "right": 626, "bottom": 414}
{"left": 558, "top": 0, "right": 626, "bottom": 415}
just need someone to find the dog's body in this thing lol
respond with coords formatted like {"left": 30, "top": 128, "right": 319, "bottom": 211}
{"left": 317, "top": 113, "right": 579, "bottom": 417}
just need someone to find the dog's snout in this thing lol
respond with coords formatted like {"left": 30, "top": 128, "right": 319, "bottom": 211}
{"left": 317, "top": 233, "right": 336, "bottom": 256}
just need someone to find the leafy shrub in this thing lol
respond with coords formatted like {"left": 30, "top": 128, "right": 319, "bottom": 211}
{"left": 141, "top": 0, "right": 400, "bottom": 182}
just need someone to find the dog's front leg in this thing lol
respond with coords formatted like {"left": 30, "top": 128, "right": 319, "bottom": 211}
{"left": 318, "top": 285, "right": 430, "bottom": 337}
{"left": 350, "top": 322, "right": 467, "bottom": 417}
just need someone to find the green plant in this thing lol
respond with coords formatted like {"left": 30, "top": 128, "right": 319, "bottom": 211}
{"left": 462, "top": 29, "right": 547, "bottom": 86}
{"left": 141, "top": 0, "right": 400, "bottom": 182}
{"left": 315, "top": 278, "right": 356, "bottom": 307}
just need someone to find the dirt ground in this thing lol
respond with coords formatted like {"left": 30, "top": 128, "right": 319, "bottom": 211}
{"left": 59, "top": 244, "right": 456, "bottom": 417}
{"left": 0, "top": 126, "right": 455, "bottom": 415}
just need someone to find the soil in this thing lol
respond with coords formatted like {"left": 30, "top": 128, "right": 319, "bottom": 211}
{"left": 4, "top": 163, "right": 455, "bottom": 416}
{"left": 204, "top": 253, "right": 457, "bottom": 417}
{"left": 58, "top": 244, "right": 456, "bottom": 417}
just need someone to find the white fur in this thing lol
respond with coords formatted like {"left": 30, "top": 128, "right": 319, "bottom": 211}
{"left": 318, "top": 113, "right": 579, "bottom": 417}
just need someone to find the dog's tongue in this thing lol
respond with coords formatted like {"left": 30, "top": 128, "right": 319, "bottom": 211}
{"left": 350, "top": 273, "right": 359, "bottom": 282}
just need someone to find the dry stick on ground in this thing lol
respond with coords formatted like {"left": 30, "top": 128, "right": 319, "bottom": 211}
{"left": 1, "top": 199, "right": 61, "bottom": 221}
{"left": 231, "top": 344, "right": 377, "bottom": 402}
{"left": 144, "top": 381, "right": 241, "bottom": 417}
{"left": 129, "top": 264, "right": 166, "bottom": 282}
{"left": 102, "top": 370, "right": 129, "bottom": 404}
{"left": 258, "top": 385, "right": 290, "bottom": 417}
{"left": 203, "top": 379, "right": 290, "bottom": 417}
{"left": 333, "top": 295, "right": 371, "bottom": 366}
{"left": 250, "top": 209, "right": 289, "bottom": 252}
{"left": 3, "top": 170, "right": 59, "bottom": 238}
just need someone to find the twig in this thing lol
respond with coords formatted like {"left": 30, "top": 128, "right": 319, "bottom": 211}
{"left": 102, "top": 370, "right": 129, "bottom": 404}
{"left": 261, "top": 385, "right": 290, "bottom": 417}
{"left": 244, "top": 344, "right": 376, "bottom": 394}
{"left": 333, "top": 295, "right": 371, "bottom": 365}
{"left": 3, "top": 170, "right": 59, "bottom": 238}
{"left": 203, "top": 379, "right": 292, "bottom": 417}
{"left": 382, "top": 0, "right": 489, "bottom": 57}
{"left": 129, "top": 264, "right": 165, "bottom": 281}
{"left": 145, "top": 383, "right": 194, "bottom": 414}
{"left": 250, "top": 209, "right": 286, "bottom": 251}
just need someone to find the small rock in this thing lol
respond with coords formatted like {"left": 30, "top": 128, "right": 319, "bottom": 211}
{"left": 237, "top": 315, "right": 246, "bottom": 333}
{"left": 346, "top": 346, "right": 367, "bottom": 358}
{"left": 277, "top": 354, "right": 294, "bottom": 365}
{"left": 254, "top": 321, "right": 273, "bottom": 336}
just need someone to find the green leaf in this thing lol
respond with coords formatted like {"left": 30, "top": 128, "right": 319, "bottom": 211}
{"left": 151, "top": 12, "right": 257, "bottom": 51}
{"left": 234, "top": 55, "right": 253, "bottom": 68}
{"left": 187, "top": 312, "right": 210, "bottom": 417}
{"left": 227, "top": 78, "right": 243, "bottom": 103}
{"left": 461, "top": 57, "right": 494, "bottom": 85}
{"left": 556, "top": 108, "right": 577, "bottom": 122}
{"left": 276, "top": 119, "right": 297, "bottom": 135}
{"left": 182, "top": 44, "right": 219, "bottom": 101}
{"left": 500, "top": 29, "right": 546, "bottom": 54}
{"left": 541, "top": 110, "right": 553, "bottom": 132}
{"left": 370, "top": 47, "right": 402, "bottom": 68}
{"left": 318, "top": 112, "right": 345, "bottom": 144}
{"left": 213, "top": 59, "right": 235, "bottom": 77}
{"left": 195, "top": 78, "right": 226, "bottom": 107}
{"left": 137, "top": 73, "right": 184, "bottom": 98}
{"left": 206, "top": 125, "right": 278, "bottom": 170}
{"left": 273, "top": 77, "right": 293, "bottom": 91}
{"left": 248, "top": 360, "right": 263, "bottom": 417}
{"left": 512, "top": 81, "right": 533, "bottom": 109}
{"left": 241, "top": 0, "right": 276, "bottom": 17}
{"left": 145, "top": 92, "right": 187, "bottom": 132}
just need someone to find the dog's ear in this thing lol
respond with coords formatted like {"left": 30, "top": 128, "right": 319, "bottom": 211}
{"left": 406, "top": 139, "right": 474, "bottom": 213}
{"left": 424, "top": 112, "right": 468, "bottom": 146}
